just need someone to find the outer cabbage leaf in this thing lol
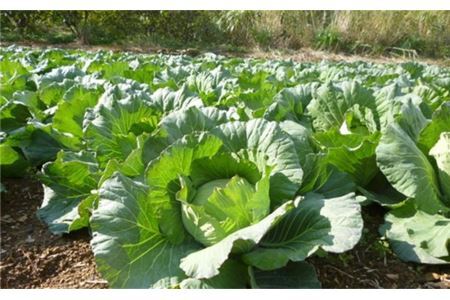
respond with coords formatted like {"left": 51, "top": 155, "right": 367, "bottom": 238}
{"left": 235, "top": 69, "right": 277, "bottom": 116}
{"left": 100, "top": 134, "right": 148, "bottom": 185}
{"left": 91, "top": 173, "right": 201, "bottom": 288}
{"left": 180, "top": 260, "right": 248, "bottom": 289}
{"left": 307, "top": 81, "right": 377, "bottom": 132}
{"left": 38, "top": 150, "right": 100, "bottom": 233}
{"left": 36, "top": 65, "right": 84, "bottom": 89}
{"left": 160, "top": 106, "right": 238, "bottom": 143}
{"left": 314, "top": 130, "right": 380, "bottom": 186}
{"left": 0, "top": 101, "right": 32, "bottom": 133}
{"left": 149, "top": 85, "right": 203, "bottom": 112}
{"left": 11, "top": 91, "right": 47, "bottom": 121}
{"left": 0, "top": 143, "right": 29, "bottom": 177}
{"left": 19, "top": 125, "right": 65, "bottom": 166}
{"left": 430, "top": 132, "right": 450, "bottom": 203}
{"left": 376, "top": 122, "right": 446, "bottom": 214}
{"left": 84, "top": 92, "right": 159, "bottom": 166}
{"left": 187, "top": 66, "right": 236, "bottom": 105}
{"left": 242, "top": 192, "right": 362, "bottom": 270}
{"left": 52, "top": 85, "right": 102, "bottom": 149}
{"left": 374, "top": 84, "right": 404, "bottom": 131}
{"left": 380, "top": 202, "right": 450, "bottom": 264}
{"left": 142, "top": 106, "right": 237, "bottom": 164}
{"left": 263, "top": 84, "right": 317, "bottom": 122}
{"left": 418, "top": 102, "right": 450, "bottom": 152}
{"left": 38, "top": 79, "right": 78, "bottom": 107}
{"left": 0, "top": 61, "right": 30, "bottom": 98}
{"left": 315, "top": 167, "right": 357, "bottom": 198}
{"left": 395, "top": 98, "right": 429, "bottom": 141}
{"left": 86, "top": 61, "right": 130, "bottom": 80}
{"left": 279, "top": 120, "right": 314, "bottom": 166}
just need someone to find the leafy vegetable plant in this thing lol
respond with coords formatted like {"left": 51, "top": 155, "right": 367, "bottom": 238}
{"left": 1, "top": 46, "right": 449, "bottom": 288}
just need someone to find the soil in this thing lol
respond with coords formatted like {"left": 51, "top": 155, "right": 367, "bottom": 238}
{"left": 1, "top": 178, "right": 449, "bottom": 289}
{"left": 0, "top": 178, "right": 107, "bottom": 288}
{"left": 308, "top": 204, "right": 450, "bottom": 289}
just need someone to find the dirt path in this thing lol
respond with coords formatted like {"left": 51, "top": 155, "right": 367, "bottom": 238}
{"left": 1, "top": 178, "right": 449, "bottom": 288}
{"left": 1, "top": 41, "right": 449, "bottom": 67}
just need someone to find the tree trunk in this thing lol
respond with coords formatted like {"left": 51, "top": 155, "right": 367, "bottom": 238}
{"left": 80, "top": 11, "right": 90, "bottom": 45}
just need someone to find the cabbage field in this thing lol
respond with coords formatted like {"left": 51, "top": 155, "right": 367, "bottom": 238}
{"left": 1, "top": 46, "right": 449, "bottom": 288}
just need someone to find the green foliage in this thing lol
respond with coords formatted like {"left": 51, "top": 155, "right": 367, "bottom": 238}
{"left": 1, "top": 46, "right": 450, "bottom": 289}
{"left": 315, "top": 29, "right": 345, "bottom": 52}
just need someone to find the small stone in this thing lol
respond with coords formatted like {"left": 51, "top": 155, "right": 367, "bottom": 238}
{"left": 25, "top": 235, "right": 35, "bottom": 243}
{"left": 2, "top": 215, "right": 14, "bottom": 223}
{"left": 18, "top": 215, "right": 28, "bottom": 222}
{"left": 386, "top": 274, "right": 399, "bottom": 280}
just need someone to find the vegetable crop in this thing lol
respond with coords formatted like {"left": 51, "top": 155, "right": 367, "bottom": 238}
{"left": 1, "top": 46, "right": 449, "bottom": 288}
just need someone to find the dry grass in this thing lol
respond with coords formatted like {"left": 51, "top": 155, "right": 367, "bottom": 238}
{"left": 332, "top": 11, "right": 450, "bottom": 48}
{"left": 247, "top": 11, "right": 450, "bottom": 58}
{"left": 241, "top": 47, "right": 450, "bottom": 68}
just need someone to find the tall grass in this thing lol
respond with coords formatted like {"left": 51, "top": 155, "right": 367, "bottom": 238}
{"left": 241, "top": 11, "right": 450, "bottom": 58}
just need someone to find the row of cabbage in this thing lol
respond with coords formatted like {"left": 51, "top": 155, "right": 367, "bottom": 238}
{"left": 1, "top": 46, "right": 449, "bottom": 288}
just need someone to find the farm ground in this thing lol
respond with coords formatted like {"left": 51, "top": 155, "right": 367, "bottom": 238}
{"left": 1, "top": 178, "right": 449, "bottom": 289}
{"left": 1, "top": 41, "right": 449, "bottom": 68}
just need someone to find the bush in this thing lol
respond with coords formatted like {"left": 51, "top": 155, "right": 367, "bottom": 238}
{"left": 1, "top": 11, "right": 449, "bottom": 58}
